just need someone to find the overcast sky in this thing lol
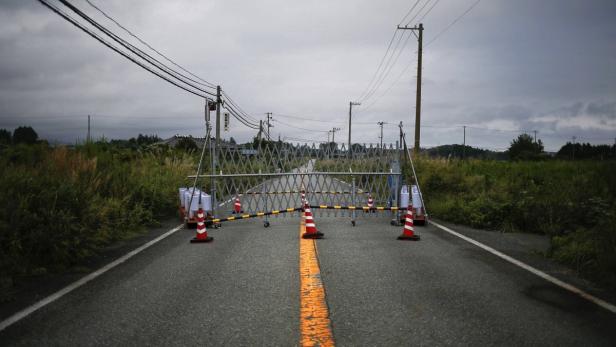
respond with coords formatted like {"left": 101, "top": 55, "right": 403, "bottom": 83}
{"left": 0, "top": 0, "right": 615, "bottom": 151}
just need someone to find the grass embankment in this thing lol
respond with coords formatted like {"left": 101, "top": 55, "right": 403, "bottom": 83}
{"left": 413, "top": 158, "right": 616, "bottom": 289}
{"left": 0, "top": 142, "right": 195, "bottom": 300}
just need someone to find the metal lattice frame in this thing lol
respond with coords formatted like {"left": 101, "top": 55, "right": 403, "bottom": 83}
{"left": 189, "top": 142, "right": 403, "bottom": 221}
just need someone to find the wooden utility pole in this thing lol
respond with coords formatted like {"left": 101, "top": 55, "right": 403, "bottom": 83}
{"left": 257, "top": 120, "right": 263, "bottom": 141}
{"left": 215, "top": 86, "right": 221, "bottom": 162}
{"left": 265, "top": 112, "right": 273, "bottom": 141}
{"left": 377, "top": 121, "right": 385, "bottom": 149}
{"left": 397, "top": 23, "right": 423, "bottom": 157}
{"left": 348, "top": 101, "right": 361, "bottom": 159}
{"left": 331, "top": 127, "right": 340, "bottom": 143}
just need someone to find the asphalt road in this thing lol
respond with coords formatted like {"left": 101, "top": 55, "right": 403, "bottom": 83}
{"left": 2, "top": 169, "right": 616, "bottom": 345}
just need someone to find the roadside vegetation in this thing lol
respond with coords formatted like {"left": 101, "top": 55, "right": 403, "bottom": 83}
{"left": 0, "top": 128, "right": 195, "bottom": 301}
{"left": 412, "top": 136, "right": 616, "bottom": 289}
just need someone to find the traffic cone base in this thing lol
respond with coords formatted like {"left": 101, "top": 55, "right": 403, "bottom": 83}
{"left": 190, "top": 236, "right": 214, "bottom": 243}
{"left": 397, "top": 234, "right": 420, "bottom": 241}
{"left": 302, "top": 231, "right": 324, "bottom": 239}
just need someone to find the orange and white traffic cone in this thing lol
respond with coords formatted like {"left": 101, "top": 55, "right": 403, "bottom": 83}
{"left": 366, "top": 194, "right": 375, "bottom": 213}
{"left": 302, "top": 200, "right": 323, "bottom": 239}
{"left": 233, "top": 196, "right": 243, "bottom": 214}
{"left": 397, "top": 205, "right": 420, "bottom": 241}
{"left": 191, "top": 206, "right": 213, "bottom": 243}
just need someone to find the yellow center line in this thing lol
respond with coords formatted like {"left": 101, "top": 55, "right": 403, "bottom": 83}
{"left": 299, "top": 216, "right": 334, "bottom": 346}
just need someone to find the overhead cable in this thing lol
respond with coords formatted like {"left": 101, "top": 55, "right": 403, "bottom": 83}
{"left": 360, "top": 30, "right": 413, "bottom": 104}
{"left": 273, "top": 119, "right": 330, "bottom": 133}
{"left": 404, "top": 0, "right": 433, "bottom": 26}
{"left": 417, "top": 0, "right": 441, "bottom": 23}
{"left": 398, "top": 0, "right": 423, "bottom": 25}
{"left": 426, "top": 0, "right": 482, "bottom": 47}
{"left": 57, "top": 0, "right": 216, "bottom": 97}
{"left": 84, "top": 0, "right": 217, "bottom": 89}
{"left": 222, "top": 91, "right": 260, "bottom": 123}
{"left": 38, "top": 0, "right": 212, "bottom": 100}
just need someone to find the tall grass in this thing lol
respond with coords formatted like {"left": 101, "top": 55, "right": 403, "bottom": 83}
{"left": 414, "top": 157, "right": 616, "bottom": 288}
{"left": 0, "top": 142, "right": 194, "bottom": 300}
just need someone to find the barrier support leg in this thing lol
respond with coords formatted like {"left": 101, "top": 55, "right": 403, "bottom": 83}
{"left": 351, "top": 176, "right": 356, "bottom": 226}
{"left": 262, "top": 174, "right": 270, "bottom": 228}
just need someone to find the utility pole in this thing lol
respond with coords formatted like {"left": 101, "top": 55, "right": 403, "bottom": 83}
{"left": 87, "top": 115, "right": 91, "bottom": 143}
{"left": 533, "top": 130, "right": 538, "bottom": 143}
{"left": 331, "top": 127, "right": 340, "bottom": 143}
{"left": 398, "top": 121, "right": 404, "bottom": 164}
{"left": 265, "top": 112, "right": 273, "bottom": 141}
{"left": 348, "top": 101, "right": 361, "bottom": 159}
{"left": 377, "top": 121, "right": 386, "bottom": 149}
{"left": 397, "top": 23, "right": 423, "bottom": 157}
{"left": 215, "top": 86, "right": 222, "bottom": 167}
{"left": 572, "top": 136, "right": 576, "bottom": 160}
{"left": 258, "top": 120, "right": 263, "bottom": 140}
{"left": 463, "top": 125, "right": 466, "bottom": 159}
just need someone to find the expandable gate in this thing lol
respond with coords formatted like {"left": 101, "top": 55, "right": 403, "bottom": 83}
{"left": 189, "top": 141, "right": 407, "bottom": 226}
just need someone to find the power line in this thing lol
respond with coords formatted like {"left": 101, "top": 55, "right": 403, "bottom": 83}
{"left": 404, "top": 0, "right": 432, "bottom": 26}
{"left": 273, "top": 119, "right": 330, "bottom": 133}
{"left": 222, "top": 96, "right": 259, "bottom": 127}
{"left": 360, "top": 30, "right": 413, "bottom": 104}
{"left": 357, "top": 0, "right": 426, "bottom": 103}
{"left": 38, "top": 0, "right": 212, "bottom": 100}
{"left": 356, "top": 29, "right": 400, "bottom": 102}
{"left": 417, "top": 0, "right": 442, "bottom": 23}
{"left": 221, "top": 91, "right": 259, "bottom": 123}
{"left": 56, "top": 0, "right": 217, "bottom": 98}
{"left": 273, "top": 113, "right": 376, "bottom": 125}
{"left": 398, "top": 0, "right": 423, "bottom": 25}
{"left": 426, "top": 0, "right": 482, "bottom": 47}
{"left": 227, "top": 110, "right": 259, "bottom": 129}
{"left": 83, "top": 0, "right": 217, "bottom": 89}
{"left": 358, "top": 57, "right": 415, "bottom": 113}
{"left": 224, "top": 104, "right": 259, "bottom": 129}
{"left": 41, "top": 0, "right": 263, "bottom": 132}
{"left": 283, "top": 136, "right": 327, "bottom": 143}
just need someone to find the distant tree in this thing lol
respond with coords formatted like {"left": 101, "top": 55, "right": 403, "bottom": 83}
{"left": 556, "top": 142, "right": 615, "bottom": 160}
{"left": 176, "top": 137, "right": 198, "bottom": 151}
{"left": 319, "top": 142, "right": 337, "bottom": 153}
{"left": 139, "top": 134, "right": 161, "bottom": 145}
{"left": 424, "top": 144, "right": 508, "bottom": 160}
{"left": 229, "top": 137, "right": 237, "bottom": 145}
{"left": 129, "top": 134, "right": 161, "bottom": 146}
{"left": 13, "top": 126, "right": 38, "bottom": 144}
{"left": 252, "top": 137, "right": 273, "bottom": 150}
{"left": 0, "top": 128, "right": 11, "bottom": 144}
{"left": 508, "top": 134, "right": 544, "bottom": 160}
{"left": 350, "top": 143, "right": 365, "bottom": 152}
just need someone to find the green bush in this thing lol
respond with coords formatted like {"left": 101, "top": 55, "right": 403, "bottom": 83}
{"left": 412, "top": 157, "right": 616, "bottom": 288}
{"left": 0, "top": 142, "right": 194, "bottom": 301}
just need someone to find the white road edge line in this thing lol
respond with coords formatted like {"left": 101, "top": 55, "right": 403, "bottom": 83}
{"left": 0, "top": 223, "right": 185, "bottom": 332}
{"left": 430, "top": 220, "right": 616, "bottom": 314}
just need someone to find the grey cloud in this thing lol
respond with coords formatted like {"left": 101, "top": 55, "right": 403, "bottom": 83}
{"left": 0, "top": 0, "right": 614, "bottom": 149}
{"left": 586, "top": 102, "right": 616, "bottom": 119}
